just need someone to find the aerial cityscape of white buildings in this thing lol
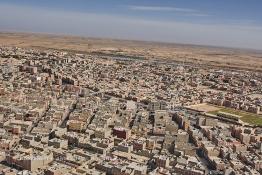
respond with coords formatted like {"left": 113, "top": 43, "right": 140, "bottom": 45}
{"left": 0, "top": 47, "right": 261, "bottom": 175}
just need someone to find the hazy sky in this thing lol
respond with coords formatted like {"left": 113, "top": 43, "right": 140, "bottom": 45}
{"left": 0, "top": 0, "right": 262, "bottom": 50}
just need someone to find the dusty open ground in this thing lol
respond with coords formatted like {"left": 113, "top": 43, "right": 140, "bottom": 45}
{"left": 186, "top": 103, "right": 221, "bottom": 112}
{"left": 0, "top": 32, "right": 262, "bottom": 71}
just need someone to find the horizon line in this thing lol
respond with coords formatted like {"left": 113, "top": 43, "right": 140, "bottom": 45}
{"left": 1, "top": 31, "right": 262, "bottom": 53}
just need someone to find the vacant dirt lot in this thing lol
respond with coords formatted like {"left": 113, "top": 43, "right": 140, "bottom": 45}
{"left": 186, "top": 103, "right": 221, "bottom": 112}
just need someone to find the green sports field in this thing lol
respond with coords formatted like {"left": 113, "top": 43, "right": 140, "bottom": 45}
{"left": 208, "top": 107, "right": 262, "bottom": 126}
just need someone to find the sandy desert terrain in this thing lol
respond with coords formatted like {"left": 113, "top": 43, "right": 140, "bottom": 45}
{"left": 0, "top": 32, "right": 262, "bottom": 71}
